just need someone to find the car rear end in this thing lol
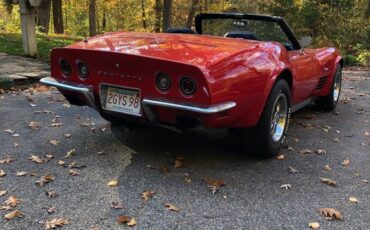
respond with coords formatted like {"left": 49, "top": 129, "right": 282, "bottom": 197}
{"left": 41, "top": 48, "right": 237, "bottom": 129}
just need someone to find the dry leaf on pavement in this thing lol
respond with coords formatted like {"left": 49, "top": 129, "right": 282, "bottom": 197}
{"left": 111, "top": 202, "right": 123, "bottom": 209}
{"left": 57, "top": 160, "right": 66, "bottom": 166}
{"left": 4, "top": 210, "right": 23, "bottom": 220}
{"left": 4, "top": 129, "right": 14, "bottom": 134}
{"left": 16, "top": 171, "right": 28, "bottom": 177}
{"left": 164, "top": 203, "right": 180, "bottom": 212}
{"left": 342, "top": 159, "right": 350, "bottom": 166}
{"left": 309, "top": 222, "right": 320, "bottom": 229}
{"left": 29, "top": 155, "right": 45, "bottom": 164}
{"left": 108, "top": 179, "right": 118, "bottom": 187}
{"left": 318, "top": 208, "right": 343, "bottom": 220}
{"left": 141, "top": 191, "right": 155, "bottom": 201}
{"left": 68, "top": 169, "right": 80, "bottom": 176}
{"left": 0, "top": 205, "right": 12, "bottom": 211}
{"left": 0, "top": 170, "right": 6, "bottom": 177}
{"left": 50, "top": 140, "right": 60, "bottom": 146}
{"left": 117, "top": 216, "right": 137, "bottom": 226}
{"left": 174, "top": 157, "right": 184, "bottom": 168}
{"left": 64, "top": 133, "right": 71, "bottom": 138}
{"left": 127, "top": 218, "right": 137, "bottom": 226}
{"left": 28, "top": 122, "right": 39, "bottom": 130}
{"left": 280, "top": 184, "right": 292, "bottom": 190}
{"left": 0, "top": 157, "right": 14, "bottom": 164}
{"left": 315, "top": 149, "right": 326, "bottom": 155}
{"left": 44, "top": 218, "right": 69, "bottom": 229}
{"left": 65, "top": 149, "right": 76, "bottom": 158}
{"left": 323, "top": 165, "right": 331, "bottom": 171}
{"left": 320, "top": 178, "right": 337, "bottom": 186}
{"left": 349, "top": 197, "right": 359, "bottom": 204}
{"left": 45, "top": 191, "right": 59, "bottom": 198}
{"left": 36, "top": 175, "right": 55, "bottom": 187}
{"left": 204, "top": 177, "right": 225, "bottom": 187}
{"left": 0, "top": 190, "right": 7, "bottom": 197}
{"left": 276, "top": 154, "right": 284, "bottom": 160}
{"left": 288, "top": 166, "right": 300, "bottom": 174}
{"left": 5, "top": 195, "right": 20, "bottom": 207}
{"left": 299, "top": 149, "right": 312, "bottom": 154}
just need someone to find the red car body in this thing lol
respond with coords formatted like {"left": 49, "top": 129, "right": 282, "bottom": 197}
{"left": 41, "top": 13, "right": 342, "bottom": 131}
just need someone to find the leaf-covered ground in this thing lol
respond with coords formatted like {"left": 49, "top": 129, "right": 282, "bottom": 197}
{"left": 0, "top": 68, "right": 369, "bottom": 229}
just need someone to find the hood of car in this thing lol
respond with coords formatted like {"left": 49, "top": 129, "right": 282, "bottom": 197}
{"left": 66, "top": 32, "right": 262, "bottom": 68}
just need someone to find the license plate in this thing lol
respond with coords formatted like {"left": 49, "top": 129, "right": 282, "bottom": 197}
{"left": 105, "top": 87, "right": 141, "bottom": 115}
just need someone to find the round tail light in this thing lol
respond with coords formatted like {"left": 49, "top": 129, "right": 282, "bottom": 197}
{"left": 60, "top": 59, "right": 71, "bottom": 76}
{"left": 180, "top": 77, "right": 196, "bottom": 95}
{"left": 156, "top": 73, "right": 171, "bottom": 91}
{"left": 78, "top": 62, "right": 89, "bottom": 78}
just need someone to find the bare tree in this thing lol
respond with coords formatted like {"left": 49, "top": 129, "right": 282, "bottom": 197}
{"left": 186, "top": 0, "right": 199, "bottom": 28}
{"left": 37, "top": 0, "right": 51, "bottom": 34}
{"left": 52, "top": 0, "right": 64, "bottom": 34}
{"left": 162, "top": 0, "right": 172, "bottom": 31}
{"left": 89, "top": 0, "right": 97, "bottom": 36}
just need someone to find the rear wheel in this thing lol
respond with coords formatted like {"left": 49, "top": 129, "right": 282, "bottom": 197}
{"left": 316, "top": 65, "right": 342, "bottom": 111}
{"left": 242, "top": 79, "right": 291, "bottom": 158}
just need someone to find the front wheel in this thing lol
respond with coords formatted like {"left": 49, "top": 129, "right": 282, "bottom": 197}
{"left": 316, "top": 65, "right": 342, "bottom": 111}
{"left": 241, "top": 79, "right": 291, "bottom": 158}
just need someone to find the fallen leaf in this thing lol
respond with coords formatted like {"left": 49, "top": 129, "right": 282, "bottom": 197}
{"left": 141, "top": 191, "right": 155, "bottom": 201}
{"left": 299, "top": 149, "right": 312, "bottom": 154}
{"left": 349, "top": 197, "right": 359, "bottom": 204}
{"left": 361, "top": 180, "right": 369, "bottom": 183}
{"left": 46, "top": 154, "right": 54, "bottom": 159}
{"left": 111, "top": 201, "right": 123, "bottom": 209}
{"left": 64, "top": 133, "right": 71, "bottom": 138}
{"left": 46, "top": 206, "right": 55, "bottom": 214}
{"left": 364, "top": 132, "right": 370, "bottom": 137}
{"left": 44, "top": 218, "right": 69, "bottom": 229}
{"left": 16, "top": 171, "right": 28, "bottom": 177}
{"left": 185, "top": 178, "right": 192, "bottom": 183}
{"left": 4, "top": 210, "right": 23, "bottom": 220}
{"left": 164, "top": 203, "right": 180, "bottom": 212}
{"left": 4, "top": 129, "right": 14, "bottom": 134}
{"left": 29, "top": 155, "right": 45, "bottom": 164}
{"left": 318, "top": 208, "right": 343, "bottom": 220}
{"left": 30, "top": 103, "right": 37, "bottom": 107}
{"left": 5, "top": 195, "right": 20, "bottom": 207}
{"left": 174, "top": 158, "right": 184, "bottom": 168}
{"left": 36, "top": 175, "right": 55, "bottom": 187}
{"left": 309, "top": 222, "right": 320, "bottom": 229}
{"left": 12, "top": 133, "right": 20, "bottom": 137}
{"left": 276, "top": 154, "right": 284, "bottom": 160}
{"left": 0, "top": 169, "right": 6, "bottom": 177}
{"left": 65, "top": 149, "right": 76, "bottom": 158}
{"left": 0, "top": 205, "right": 11, "bottom": 211}
{"left": 204, "top": 177, "right": 225, "bottom": 187}
{"left": 0, "top": 157, "right": 14, "bottom": 164}
{"left": 333, "top": 138, "right": 339, "bottom": 143}
{"left": 209, "top": 186, "right": 218, "bottom": 194}
{"left": 50, "top": 140, "right": 60, "bottom": 146}
{"left": 288, "top": 166, "right": 300, "bottom": 174}
{"left": 287, "top": 146, "right": 294, "bottom": 151}
{"left": 108, "top": 179, "right": 118, "bottom": 187}
{"left": 280, "top": 184, "right": 292, "bottom": 190}
{"left": 57, "top": 160, "right": 66, "bottom": 166}
{"left": 128, "top": 218, "right": 137, "bottom": 227}
{"left": 323, "top": 165, "right": 331, "bottom": 171}
{"left": 320, "top": 178, "right": 337, "bottom": 186}
{"left": 45, "top": 191, "right": 58, "bottom": 198}
{"left": 0, "top": 190, "right": 7, "bottom": 197}
{"left": 315, "top": 149, "right": 326, "bottom": 155}
{"left": 342, "top": 159, "right": 350, "bottom": 166}
{"left": 68, "top": 169, "right": 80, "bottom": 176}
{"left": 28, "top": 121, "right": 39, "bottom": 130}
{"left": 49, "top": 123, "right": 62, "bottom": 128}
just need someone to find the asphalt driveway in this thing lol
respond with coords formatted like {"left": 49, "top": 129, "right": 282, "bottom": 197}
{"left": 0, "top": 68, "right": 369, "bottom": 229}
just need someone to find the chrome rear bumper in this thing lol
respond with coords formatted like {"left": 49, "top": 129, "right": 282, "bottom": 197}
{"left": 40, "top": 77, "right": 236, "bottom": 119}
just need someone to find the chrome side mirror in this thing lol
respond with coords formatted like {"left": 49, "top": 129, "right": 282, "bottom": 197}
{"left": 300, "top": 36, "right": 312, "bottom": 48}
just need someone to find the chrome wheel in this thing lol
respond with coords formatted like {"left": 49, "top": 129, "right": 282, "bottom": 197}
{"left": 270, "top": 93, "right": 288, "bottom": 142}
{"left": 333, "top": 71, "right": 341, "bottom": 102}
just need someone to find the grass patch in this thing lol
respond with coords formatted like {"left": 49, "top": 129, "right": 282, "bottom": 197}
{"left": 0, "top": 33, "right": 80, "bottom": 62}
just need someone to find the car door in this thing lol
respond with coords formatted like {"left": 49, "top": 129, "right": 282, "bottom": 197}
{"left": 289, "top": 50, "right": 321, "bottom": 105}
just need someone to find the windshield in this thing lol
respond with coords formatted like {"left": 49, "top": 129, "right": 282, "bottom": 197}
{"left": 201, "top": 18, "right": 291, "bottom": 46}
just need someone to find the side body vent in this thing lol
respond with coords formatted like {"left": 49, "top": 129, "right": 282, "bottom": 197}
{"left": 316, "top": 76, "right": 328, "bottom": 90}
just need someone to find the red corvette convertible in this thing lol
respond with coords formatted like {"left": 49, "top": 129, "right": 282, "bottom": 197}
{"left": 41, "top": 13, "right": 342, "bottom": 158}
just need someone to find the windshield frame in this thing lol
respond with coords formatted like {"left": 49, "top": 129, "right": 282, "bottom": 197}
{"left": 195, "top": 13, "right": 301, "bottom": 50}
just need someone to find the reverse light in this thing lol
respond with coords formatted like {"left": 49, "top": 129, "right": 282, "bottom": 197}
{"left": 180, "top": 76, "right": 196, "bottom": 96}
{"left": 60, "top": 59, "right": 71, "bottom": 76}
{"left": 78, "top": 62, "right": 89, "bottom": 78}
{"left": 156, "top": 73, "right": 171, "bottom": 91}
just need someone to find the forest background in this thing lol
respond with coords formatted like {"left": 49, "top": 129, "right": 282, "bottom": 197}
{"left": 0, "top": 0, "right": 369, "bottom": 65}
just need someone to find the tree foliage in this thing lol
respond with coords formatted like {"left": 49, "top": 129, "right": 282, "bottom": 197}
{"left": 0, "top": 0, "right": 369, "bottom": 65}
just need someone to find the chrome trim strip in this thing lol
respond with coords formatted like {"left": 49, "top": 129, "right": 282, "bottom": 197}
{"left": 39, "top": 77, "right": 96, "bottom": 109}
{"left": 142, "top": 99, "right": 236, "bottom": 114}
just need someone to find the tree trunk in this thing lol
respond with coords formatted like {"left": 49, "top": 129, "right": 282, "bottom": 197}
{"left": 162, "top": 0, "right": 172, "bottom": 32}
{"left": 52, "top": 0, "right": 64, "bottom": 34}
{"left": 155, "top": 0, "right": 161, "bottom": 32}
{"left": 365, "top": 0, "right": 370, "bottom": 18}
{"left": 89, "top": 0, "right": 97, "bottom": 36}
{"left": 141, "top": 0, "right": 147, "bottom": 29}
{"left": 186, "top": 0, "right": 199, "bottom": 28}
{"left": 37, "top": 0, "right": 51, "bottom": 34}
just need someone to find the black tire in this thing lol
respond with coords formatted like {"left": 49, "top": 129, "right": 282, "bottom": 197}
{"left": 316, "top": 65, "right": 342, "bottom": 111}
{"left": 241, "top": 79, "right": 291, "bottom": 158}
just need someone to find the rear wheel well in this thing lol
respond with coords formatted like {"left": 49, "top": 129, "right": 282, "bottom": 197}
{"left": 277, "top": 69, "right": 293, "bottom": 91}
